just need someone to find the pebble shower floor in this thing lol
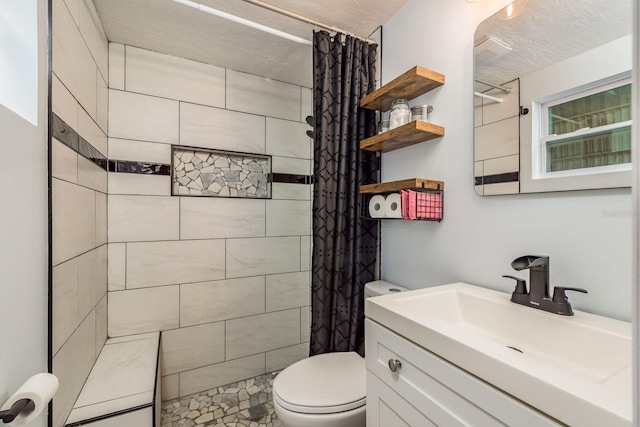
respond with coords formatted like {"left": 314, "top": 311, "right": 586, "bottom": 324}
{"left": 161, "top": 371, "right": 283, "bottom": 427}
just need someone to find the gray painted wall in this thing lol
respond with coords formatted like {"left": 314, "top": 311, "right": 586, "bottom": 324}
{"left": 380, "top": 0, "right": 632, "bottom": 321}
{"left": 0, "top": 0, "right": 49, "bottom": 426}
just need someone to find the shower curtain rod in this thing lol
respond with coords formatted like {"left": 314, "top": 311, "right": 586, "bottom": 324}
{"left": 238, "top": 0, "right": 377, "bottom": 44}
{"left": 474, "top": 91, "right": 503, "bottom": 103}
{"left": 474, "top": 78, "right": 511, "bottom": 94}
{"left": 170, "top": 0, "right": 312, "bottom": 45}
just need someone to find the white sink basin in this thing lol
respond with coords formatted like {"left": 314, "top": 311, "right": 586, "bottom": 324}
{"left": 365, "top": 282, "right": 632, "bottom": 427}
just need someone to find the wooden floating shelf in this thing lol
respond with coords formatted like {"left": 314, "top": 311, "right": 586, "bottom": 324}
{"left": 360, "top": 66, "right": 445, "bottom": 111}
{"left": 360, "top": 178, "right": 444, "bottom": 194}
{"left": 360, "top": 120, "right": 445, "bottom": 153}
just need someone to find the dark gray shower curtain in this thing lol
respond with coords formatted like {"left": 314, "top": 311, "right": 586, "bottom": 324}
{"left": 310, "top": 30, "right": 379, "bottom": 357}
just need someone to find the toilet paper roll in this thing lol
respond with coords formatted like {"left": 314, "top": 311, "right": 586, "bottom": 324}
{"left": 385, "top": 193, "right": 402, "bottom": 218}
{"left": 368, "top": 195, "right": 386, "bottom": 218}
{"left": 1, "top": 373, "right": 59, "bottom": 425}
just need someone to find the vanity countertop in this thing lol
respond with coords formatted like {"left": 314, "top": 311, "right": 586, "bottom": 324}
{"left": 365, "top": 282, "right": 632, "bottom": 427}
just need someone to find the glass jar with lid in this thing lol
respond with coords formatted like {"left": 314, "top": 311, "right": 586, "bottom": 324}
{"left": 378, "top": 120, "right": 390, "bottom": 134}
{"left": 411, "top": 104, "right": 433, "bottom": 122}
{"left": 389, "top": 99, "right": 411, "bottom": 129}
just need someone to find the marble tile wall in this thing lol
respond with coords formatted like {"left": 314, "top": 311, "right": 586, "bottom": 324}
{"left": 107, "top": 43, "right": 313, "bottom": 400}
{"left": 51, "top": 0, "right": 109, "bottom": 425}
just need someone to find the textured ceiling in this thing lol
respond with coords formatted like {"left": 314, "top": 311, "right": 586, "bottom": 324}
{"left": 474, "top": 0, "right": 632, "bottom": 91}
{"left": 92, "top": 0, "right": 408, "bottom": 87}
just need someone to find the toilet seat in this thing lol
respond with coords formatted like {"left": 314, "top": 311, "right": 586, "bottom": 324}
{"left": 273, "top": 352, "right": 366, "bottom": 415}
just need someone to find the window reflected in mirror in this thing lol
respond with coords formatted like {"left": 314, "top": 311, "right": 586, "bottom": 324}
{"left": 473, "top": 0, "right": 632, "bottom": 195}
{"left": 542, "top": 80, "right": 631, "bottom": 175}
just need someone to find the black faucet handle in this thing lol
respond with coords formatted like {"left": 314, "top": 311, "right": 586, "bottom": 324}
{"left": 502, "top": 275, "right": 527, "bottom": 294}
{"left": 552, "top": 286, "right": 588, "bottom": 303}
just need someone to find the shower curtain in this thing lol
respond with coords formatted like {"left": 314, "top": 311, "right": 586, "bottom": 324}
{"left": 310, "top": 30, "right": 379, "bottom": 357}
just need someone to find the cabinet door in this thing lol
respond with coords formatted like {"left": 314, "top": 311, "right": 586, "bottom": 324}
{"left": 365, "top": 319, "right": 564, "bottom": 427}
{"left": 367, "top": 372, "right": 436, "bottom": 427}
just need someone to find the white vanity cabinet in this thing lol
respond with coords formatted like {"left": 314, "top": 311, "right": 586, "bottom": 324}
{"left": 365, "top": 319, "right": 563, "bottom": 426}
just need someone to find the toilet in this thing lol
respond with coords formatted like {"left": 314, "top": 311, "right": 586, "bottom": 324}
{"left": 273, "top": 280, "right": 408, "bottom": 427}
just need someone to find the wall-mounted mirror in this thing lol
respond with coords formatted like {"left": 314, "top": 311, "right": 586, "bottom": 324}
{"left": 473, "top": 0, "right": 633, "bottom": 195}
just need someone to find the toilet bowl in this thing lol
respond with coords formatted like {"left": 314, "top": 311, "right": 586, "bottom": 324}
{"left": 273, "top": 280, "right": 408, "bottom": 427}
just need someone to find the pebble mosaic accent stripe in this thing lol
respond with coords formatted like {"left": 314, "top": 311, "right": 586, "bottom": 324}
{"left": 161, "top": 371, "right": 282, "bottom": 427}
{"left": 173, "top": 147, "right": 271, "bottom": 198}
{"left": 52, "top": 113, "right": 107, "bottom": 171}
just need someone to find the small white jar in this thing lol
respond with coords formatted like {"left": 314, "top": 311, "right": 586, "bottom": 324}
{"left": 389, "top": 99, "right": 411, "bottom": 129}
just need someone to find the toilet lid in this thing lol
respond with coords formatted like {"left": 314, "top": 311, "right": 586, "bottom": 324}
{"left": 273, "top": 352, "right": 366, "bottom": 414}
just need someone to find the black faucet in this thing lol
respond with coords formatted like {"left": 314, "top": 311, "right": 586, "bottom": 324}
{"left": 503, "top": 255, "right": 587, "bottom": 316}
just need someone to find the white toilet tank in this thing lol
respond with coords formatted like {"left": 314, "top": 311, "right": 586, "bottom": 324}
{"left": 364, "top": 280, "right": 408, "bottom": 298}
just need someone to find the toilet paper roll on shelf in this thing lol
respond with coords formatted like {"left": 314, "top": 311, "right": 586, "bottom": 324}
{"left": 368, "top": 195, "right": 386, "bottom": 218}
{"left": 385, "top": 193, "right": 402, "bottom": 218}
{"left": 0, "top": 373, "right": 59, "bottom": 425}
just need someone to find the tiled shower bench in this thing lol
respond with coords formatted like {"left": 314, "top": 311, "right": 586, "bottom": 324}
{"left": 65, "top": 332, "right": 161, "bottom": 427}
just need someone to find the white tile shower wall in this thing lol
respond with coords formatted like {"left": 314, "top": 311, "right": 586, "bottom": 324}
{"left": 161, "top": 322, "right": 226, "bottom": 375}
{"left": 161, "top": 375, "right": 180, "bottom": 401}
{"left": 78, "top": 106, "right": 107, "bottom": 155}
{"left": 52, "top": 74, "right": 78, "bottom": 129}
{"left": 108, "top": 195, "right": 180, "bottom": 242}
{"left": 108, "top": 286, "right": 180, "bottom": 336}
{"left": 96, "top": 71, "right": 108, "bottom": 133}
{"left": 271, "top": 156, "right": 312, "bottom": 175}
{"left": 51, "top": 0, "right": 109, "bottom": 425}
{"left": 266, "top": 342, "right": 309, "bottom": 373}
{"left": 179, "top": 197, "right": 265, "bottom": 239}
{"left": 474, "top": 116, "right": 519, "bottom": 161}
{"left": 125, "top": 46, "right": 226, "bottom": 108}
{"left": 53, "top": 0, "right": 97, "bottom": 120}
{"left": 225, "top": 309, "right": 301, "bottom": 359}
{"left": 108, "top": 43, "right": 125, "bottom": 90}
{"left": 179, "top": 276, "right": 266, "bottom": 327}
{"left": 53, "top": 310, "right": 97, "bottom": 427}
{"left": 124, "top": 240, "right": 226, "bottom": 289}
{"left": 226, "top": 69, "right": 302, "bottom": 121}
{"left": 265, "top": 200, "right": 312, "bottom": 237}
{"left": 108, "top": 137, "right": 172, "bottom": 163}
{"left": 226, "top": 237, "right": 301, "bottom": 278}
{"left": 107, "top": 44, "right": 312, "bottom": 398}
{"left": 474, "top": 79, "right": 520, "bottom": 195}
{"left": 266, "top": 118, "right": 311, "bottom": 159}
{"left": 301, "top": 88, "right": 313, "bottom": 122}
{"left": 77, "top": 0, "right": 108, "bottom": 81}
{"left": 108, "top": 173, "right": 171, "bottom": 196}
{"left": 178, "top": 354, "right": 265, "bottom": 397}
{"left": 272, "top": 182, "right": 312, "bottom": 201}
{"left": 179, "top": 102, "right": 266, "bottom": 154}
{"left": 266, "top": 272, "right": 311, "bottom": 312}
{"left": 109, "top": 90, "right": 179, "bottom": 144}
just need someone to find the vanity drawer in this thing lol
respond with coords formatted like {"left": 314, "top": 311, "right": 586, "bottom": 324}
{"left": 365, "top": 319, "right": 564, "bottom": 426}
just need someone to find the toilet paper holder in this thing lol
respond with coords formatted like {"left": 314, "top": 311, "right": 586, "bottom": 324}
{"left": 0, "top": 399, "right": 34, "bottom": 424}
